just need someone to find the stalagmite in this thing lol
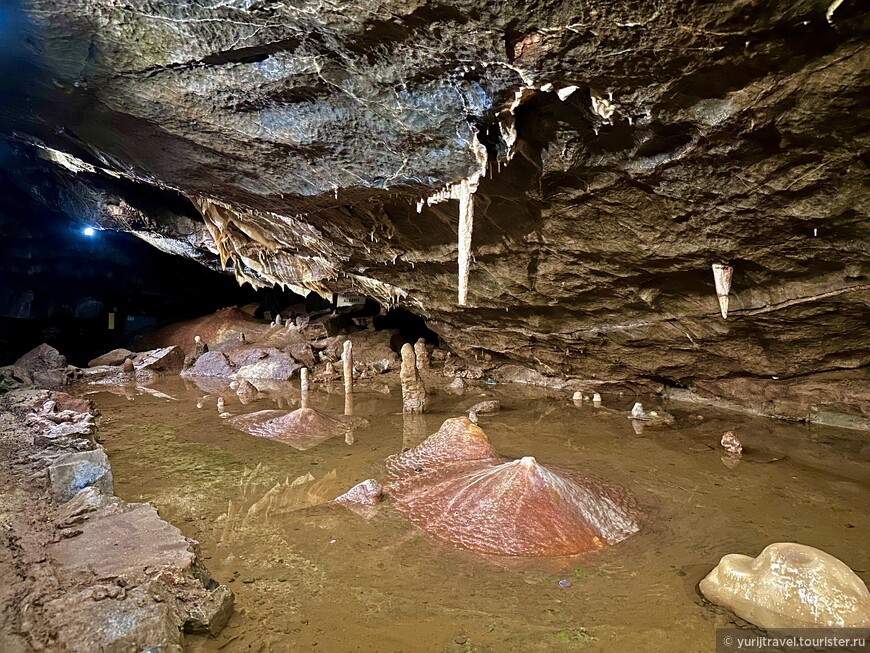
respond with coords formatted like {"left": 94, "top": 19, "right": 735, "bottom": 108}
{"left": 122, "top": 358, "right": 135, "bottom": 374}
{"left": 342, "top": 340, "right": 353, "bottom": 396}
{"left": 300, "top": 367, "right": 310, "bottom": 410}
{"left": 592, "top": 393, "right": 602, "bottom": 406}
{"left": 274, "top": 314, "right": 282, "bottom": 327}
{"left": 414, "top": 338, "right": 429, "bottom": 371}
{"left": 400, "top": 343, "right": 428, "bottom": 413}
{"left": 712, "top": 264, "right": 734, "bottom": 319}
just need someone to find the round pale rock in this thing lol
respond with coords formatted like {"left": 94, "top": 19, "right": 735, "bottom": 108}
{"left": 700, "top": 542, "right": 870, "bottom": 628}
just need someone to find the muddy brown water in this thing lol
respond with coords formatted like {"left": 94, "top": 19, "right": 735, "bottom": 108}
{"left": 82, "top": 377, "right": 870, "bottom": 652}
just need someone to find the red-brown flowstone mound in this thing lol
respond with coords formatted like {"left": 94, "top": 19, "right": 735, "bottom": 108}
{"left": 228, "top": 407, "right": 367, "bottom": 451}
{"left": 384, "top": 417, "right": 642, "bottom": 557}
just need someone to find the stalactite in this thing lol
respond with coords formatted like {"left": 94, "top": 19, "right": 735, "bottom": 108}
{"left": 712, "top": 264, "right": 734, "bottom": 319}
{"left": 456, "top": 178, "right": 474, "bottom": 305}
{"left": 416, "top": 133, "right": 487, "bottom": 306}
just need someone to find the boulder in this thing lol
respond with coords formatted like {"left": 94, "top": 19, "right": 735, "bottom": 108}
{"left": 56, "top": 486, "right": 116, "bottom": 528}
{"left": 48, "top": 449, "right": 114, "bottom": 503}
{"left": 134, "top": 346, "right": 185, "bottom": 373}
{"left": 182, "top": 351, "right": 236, "bottom": 378}
{"left": 347, "top": 330, "right": 400, "bottom": 373}
{"left": 88, "top": 348, "right": 133, "bottom": 367}
{"left": 287, "top": 343, "right": 317, "bottom": 369}
{"left": 700, "top": 542, "right": 870, "bottom": 629}
{"left": 224, "top": 346, "right": 282, "bottom": 367}
{"left": 14, "top": 343, "right": 66, "bottom": 374}
{"left": 50, "top": 502, "right": 195, "bottom": 578}
{"left": 236, "top": 355, "right": 301, "bottom": 381}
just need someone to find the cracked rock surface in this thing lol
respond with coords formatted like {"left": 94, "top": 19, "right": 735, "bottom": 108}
{"left": 0, "top": 389, "right": 234, "bottom": 651}
{"left": 1, "top": 0, "right": 868, "bottom": 413}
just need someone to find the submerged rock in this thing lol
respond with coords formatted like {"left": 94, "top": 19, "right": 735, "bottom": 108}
{"left": 467, "top": 400, "right": 501, "bottom": 424}
{"left": 700, "top": 542, "right": 870, "bottom": 629}
{"left": 721, "top": 431, "right": 743, "bottom": 455}
{"left": 384, "top": 417, "right": 641, "bottom": 557}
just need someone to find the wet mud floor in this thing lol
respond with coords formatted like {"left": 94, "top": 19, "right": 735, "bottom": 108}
{"left": 84, "top": 378, "right": 870, "bottom": 652}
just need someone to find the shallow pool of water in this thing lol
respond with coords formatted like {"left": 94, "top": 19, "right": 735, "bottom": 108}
{"left": 84, "top": 376, "right": 870, "bottom": 652}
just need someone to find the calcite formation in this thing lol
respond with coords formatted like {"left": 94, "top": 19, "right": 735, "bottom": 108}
{"left": 227, "top": 407, "right": 366, "bottom": 451}
{"left": 1, "top": 1, "right": 868, "bottom": 417}
{"left": 384, "top": 417, "right": 641, "bottom": 557}
{"left": 400, "top": 343, "right": 428, "bottom": 413}
{"left": 700, "top": 542, "right": 870, "bottom": 629}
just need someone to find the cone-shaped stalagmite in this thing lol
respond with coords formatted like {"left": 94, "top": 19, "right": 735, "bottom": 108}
{"left": 712, "top": 264, "right": 733, "bottom": 319}
{"left": 400, "top": 343, "right": 428, "bottom": 413}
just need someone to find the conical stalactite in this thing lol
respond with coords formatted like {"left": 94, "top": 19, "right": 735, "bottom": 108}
{"left": 712, "top": 264, "right": 734, "bottom": 319}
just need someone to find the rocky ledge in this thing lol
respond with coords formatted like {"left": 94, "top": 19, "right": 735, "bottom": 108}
{"left": 0, "top": 389, "right": 234, "bottom": 652}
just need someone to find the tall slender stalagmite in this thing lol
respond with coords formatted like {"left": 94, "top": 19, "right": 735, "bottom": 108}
{"left": 342, "top": 340, "right": 353, "bottom": 395}
{"left": 400, "top": 343, "right": 428, "bottom": 413}
{"left": 414, "top": 338, "right": 429, "bottom": 371}
{"left": 300, "top": 367, "right": 310, "bottom": 409}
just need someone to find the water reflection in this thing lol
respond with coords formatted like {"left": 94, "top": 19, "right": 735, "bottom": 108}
{"left": 217, "top": 464, "right": 342, "bottom": 547}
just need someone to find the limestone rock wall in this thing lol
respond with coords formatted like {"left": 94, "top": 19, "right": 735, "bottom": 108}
{"left": 1, "top": 0, "right": 868, "bottom": 405}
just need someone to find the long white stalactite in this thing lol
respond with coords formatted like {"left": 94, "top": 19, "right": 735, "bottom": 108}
{"left": 417, "top": 132, "right": 487, "bottom": 306}
{"left": 456, "top": 178, "right": 474, "bottom": 305}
